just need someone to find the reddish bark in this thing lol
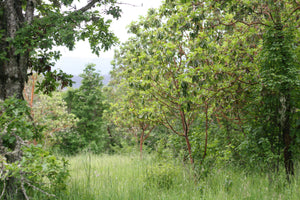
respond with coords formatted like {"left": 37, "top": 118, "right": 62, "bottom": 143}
{"left": 202, "top": 102, "right": 208, "bottom": 160}
{"left": 139, "top": 124, "right": 154, "bottom": 159}
{"left": 184, "top": 135, "right": 194, "bottom": 165}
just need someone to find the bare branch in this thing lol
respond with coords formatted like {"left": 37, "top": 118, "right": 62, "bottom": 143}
{"left": 161, "top": 110, "right": 182, "bottom": 136}
{"left": 237, "top": 20, "right": 270, "bottom": 27}
{"left": 23, "top": 178, "right": 56, "bottom": 198}
{"left": 263, "top": 10, "right": 276, "bottom": 24}
{"left": 76, "top": 0, "right": 126, "bottom": 14}
{"left": 115, "top": 2, "right": 141, "bottom": 7}
{"left": 20, "top": 176, "right": 30, "bottom": 200}
{"left": 144, "top": 126, "right": 155, "bottom": 141}
{"left": 290, "top": 6, "right": 300, "bottom": 16}
{"left": 217, "top": 18, "right": 270, "bottom": 28}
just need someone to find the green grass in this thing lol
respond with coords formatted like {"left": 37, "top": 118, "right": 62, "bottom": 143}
{"left": 54, "top": 153, "right": 299, "bottom": 200}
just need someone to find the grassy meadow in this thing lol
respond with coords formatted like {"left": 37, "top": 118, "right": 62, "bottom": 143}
{"left": 49, "top": 153, "right": 300, "bottom": 200}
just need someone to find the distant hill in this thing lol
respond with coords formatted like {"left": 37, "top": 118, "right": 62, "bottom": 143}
{"left": 55, "top": 57, "right": 113, "bottom": 76}
{"left": 71, "top": 74, "right": 110, "bottom": 89}
{"left": 102, "top": 74, "right": 111, "bottom": 85}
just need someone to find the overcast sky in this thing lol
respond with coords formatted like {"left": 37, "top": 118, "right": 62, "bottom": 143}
{"left": 55, "top": 0, "right": 163, "bottom": 76}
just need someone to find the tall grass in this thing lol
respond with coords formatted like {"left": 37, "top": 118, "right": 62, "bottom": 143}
{"left": 52, "top": 153, "right": 299, "bottom": 200}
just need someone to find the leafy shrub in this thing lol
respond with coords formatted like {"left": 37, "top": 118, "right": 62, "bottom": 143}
{"left": 32, "top": 92, "right": 78, "bottom": 151}
{"left": 0, "top": 97, "right": 69, "bottom": 199}
{"left": 143, "top": 162, "right": 180, "bottom": 190}
{"left": 54, "top": 129, "right": 86, "bottom": 155}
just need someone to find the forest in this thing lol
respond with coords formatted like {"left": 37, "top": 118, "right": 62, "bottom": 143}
{"left": 0, "top": 0, "right": 299, "bottom": 199}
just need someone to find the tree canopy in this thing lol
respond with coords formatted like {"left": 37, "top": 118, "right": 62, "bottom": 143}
{"left": 0, "top": 0, "right": 121, "bottom": 99}
{"left": 110, "top": 0, "right": 299, "bottom": 176}
{"left": 64, "top": 64, "right": 107, "bottom": 154}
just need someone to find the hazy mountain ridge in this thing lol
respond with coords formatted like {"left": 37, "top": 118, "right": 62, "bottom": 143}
{"left": 71, "top": 74, "right": 110, "bottom": 88}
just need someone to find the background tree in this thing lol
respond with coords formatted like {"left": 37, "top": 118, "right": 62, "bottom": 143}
{"left": 202, "top": 0, "right": 300, "bottom": 176}
{"left": 160, "top": 0, "right": 300, "bottom": 177}
{"left": 32, "top": 92, "right": 78, "bottom": 150}
{"left": 108, "top": 72, "right": 156, "bottom": 159}
{"left": 112, "top": 2, "right": 258, "bottom": 166}
{"left": 64, "top": 64, "right": 107, "bottom": 154}
{"left": 22, "top": 74, "right": 78, "bottom": 149}
{"left": 113, "top": 7, "right": 210, "bottom": 165}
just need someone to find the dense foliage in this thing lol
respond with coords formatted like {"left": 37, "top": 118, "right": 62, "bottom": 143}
{"left": 0, "top": 98, "right": 69, "bottom": 199}
{"left": 0, "top": 0, "right": 299, "bottom": 198}
{"left": 109, "top": 0, "right": 300, "bottom": 177}
{"left": 0, "top": 0, "right": 121, "bottom": 99}
{"left": 64, "top": 64, "right": 108, "bottom": 154}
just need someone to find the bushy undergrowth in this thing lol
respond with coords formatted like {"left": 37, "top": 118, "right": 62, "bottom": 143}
{"left": 0, "top": 97, "right": 69, "bottom": 200}
{"left": 41, "top": 152, "right": 300, "bottom": 200}
{"left": 143, "top": 162, "right": 181, "bottom": 190}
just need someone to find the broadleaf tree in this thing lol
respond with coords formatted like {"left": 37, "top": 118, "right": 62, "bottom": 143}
{"left": 0, "top": 0, "right": 121, "bottom": 99}
{"left": 112, "top": 2, "right": 259, "bottom": 167}
{"left": 200, "top": 0, "right": 300, "bottom": 177}
{"left": 32, "top": 91, "right": 79, "bottom": 149}
{"left": 112, "top": 0, "right": 299, "bottom": 178}
{"left": 108, "top": 68, "right": 156, "bottom": 159}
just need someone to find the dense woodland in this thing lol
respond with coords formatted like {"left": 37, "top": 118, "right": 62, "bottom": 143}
{"left": 0, "top": 0, "right": 299, "bottom": 199}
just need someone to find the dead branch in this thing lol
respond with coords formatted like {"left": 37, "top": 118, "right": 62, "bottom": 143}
{"left": 23, "top": 177, "right": 56, "bottom": 198}
{"left": 20, "top": 176, "right": 30, "bottom": 200}
{"left": 115, "top": 2, "right": 142, "bottom": 7}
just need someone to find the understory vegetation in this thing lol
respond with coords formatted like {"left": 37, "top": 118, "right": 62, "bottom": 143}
{"left": 37, "top": 153, "right": 300, "bottom": 200}
{"left": 1, "top": 0, "right": 299, "bottom": 199}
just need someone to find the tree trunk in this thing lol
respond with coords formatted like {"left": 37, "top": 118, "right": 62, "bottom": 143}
{"left": 184, "top": 134, "right": 194, "bottom": 165}
{"left": 282, "top": 93, "right": 294, "bottom": 178}
{"left": 107, "top": 125, "right": 116, "bottom": 147}
{"left": 0, "top": 1, "right": 30, "bottom": 199}
{"left": 0, "top": 49, "right": 27, "bottom": 100}
{"left": 0, "top": 0, "right": 28, "bottom": 101}
{"left": 139, "top": 125, "right": 153, "bottom": 160}
{"left": 139, "top": 130, "right": 144, "bottom": 160}
{"left": 179, "top": 108, "right": 194, "bottom": 165}
{"left": 203, "top": 103, "right": 208, "bottom": 160}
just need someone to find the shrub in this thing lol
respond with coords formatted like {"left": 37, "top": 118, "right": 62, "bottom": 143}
{"left": 0, "top": 97, "right": 69, "bottom": 199}
{"left": 143, "top": 162, "right": 180, "bottom": 190}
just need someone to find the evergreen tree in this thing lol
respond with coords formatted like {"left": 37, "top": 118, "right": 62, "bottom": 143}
{"left": 64, "top": 64, "right": 107, "bottom": 153}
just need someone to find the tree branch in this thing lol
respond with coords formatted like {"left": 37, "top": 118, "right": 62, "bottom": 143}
{"left": 78, "top": 0, "right": 100, "bottom": 13}
{"left": 25, "top": 0, "right": 35, "bottom": 24}
{"left": 115, "top": 2, "right": 141, "bottom": 7}
{"left": 20, "top": 176, "right": 30, "bottom": 200}
{"left": 284, "top": 6, "right": 300, "bottom": 23}
{"left": 161, "top": 110, "right": 182, "bottom": 136}
{"left": 23, "top": 177, "right": 56, "bottom": 198}
{"left": 144, "top": 126, "right": 155, "bottom": 141}
{"left": 237, "top": 20, "right": 270, "bottom": 27}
